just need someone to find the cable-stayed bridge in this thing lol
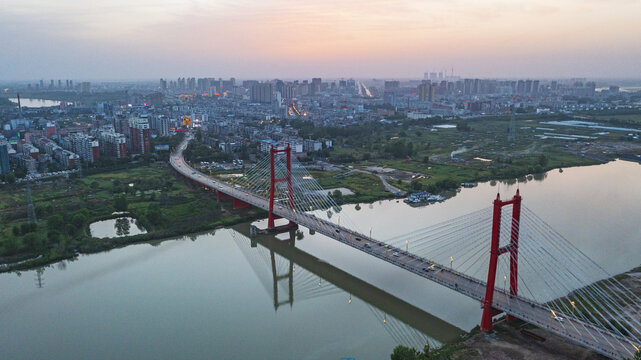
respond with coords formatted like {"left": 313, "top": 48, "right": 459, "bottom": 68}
{"left": 171, "top": 133, "right": 641, "bottom": 359}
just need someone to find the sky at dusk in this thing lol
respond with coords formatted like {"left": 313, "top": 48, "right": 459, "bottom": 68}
{"left": 1, "top": 0, "right": 640, "bottom": 80}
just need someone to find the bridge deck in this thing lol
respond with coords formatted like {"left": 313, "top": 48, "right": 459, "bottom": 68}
{"left": 170, "top": 135, "right": 636, "bottom": 359}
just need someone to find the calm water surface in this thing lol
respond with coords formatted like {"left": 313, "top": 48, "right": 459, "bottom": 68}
{"left": 9, "top": 98, "right": 61, "bottom": 108}
{"left": 1, "top": 160, "right": 640, "bottom": 359}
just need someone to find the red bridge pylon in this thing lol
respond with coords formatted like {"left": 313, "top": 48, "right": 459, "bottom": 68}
{"left": 268, "top": 145, "right": 294, "bottom": 229}
{"left": 480, "top": 189, "right": 522, "bottom": 332}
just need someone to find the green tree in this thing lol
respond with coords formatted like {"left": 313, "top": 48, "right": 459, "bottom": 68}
{"left": 112, "top": 179, "right": 122, "bottom": 192}
{"left": 538, "top": 154, "right": 549, "bottom": 167}
{"left": 146, "top": 204, "right": 163, "bottom": 225}
{"left": 47, "top": 230, "right": 63, "bottom": 245}
{"left": 390, "top": 345, "right": 430, "bottom": 360}
{"left": 72, "top": 213, "right": 86, "bottom": 228}
{"left": 20, "top": 223, "right": 31, "bottom": 234}
{"left": 3, "top": 236, "right": 19, "bottom": 256}
{"left": 36, "top": 203, "right": 53, "bottom": 218}
{"left": 390, "top": 345, "right": 422, "bottom": 360}
{"left": 115, "top": 218, "right": 131, "bottom": 236}
{"left": 410, "top": 179, "right": 424, "bottom": 191}
{"left": 47, "top": 214, "right": 65, "bottom": 232}
{"left": 23, "top": 233, "right": 43, "bottom": 251}
{"left": 5, "top": 172, "right": 16, "bottom": 184}
{"left": 456, "top": 122, "right": 471, "bottom": 131}
{"left": 164, "top": 180, "right": 174, "bottom": 191}
{"left": 114, "top": 195, "right": 128, "bottom": 211}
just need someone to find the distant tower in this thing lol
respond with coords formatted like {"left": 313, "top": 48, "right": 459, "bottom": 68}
{"left": 508, "top": 104, "right": 517, "bottom": 142}
{"left": 17, "top": 93, "right": 23, "bottom": 118}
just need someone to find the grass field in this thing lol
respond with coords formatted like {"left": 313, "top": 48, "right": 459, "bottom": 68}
{"left": 0, "top": 163, "right": 265, "bottom": 271}
{"left": 316, "top": 114, "right": 612, "bottom": 193}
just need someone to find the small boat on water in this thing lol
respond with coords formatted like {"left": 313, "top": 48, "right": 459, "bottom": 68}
{"left": 403, "top": 192, "right": 445, "bottom": 204}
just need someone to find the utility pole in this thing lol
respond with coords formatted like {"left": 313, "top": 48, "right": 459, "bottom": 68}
{"left": 26, "top": 182, "right": 37, "bottom": 224}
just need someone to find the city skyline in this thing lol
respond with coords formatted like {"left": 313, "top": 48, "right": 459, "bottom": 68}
{"left": 2, "top": 0, "right": 641, "bottom": 80}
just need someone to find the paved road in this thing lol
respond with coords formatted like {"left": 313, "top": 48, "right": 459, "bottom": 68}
{"left": 170, "top": 135, "right": 637, "bottom": 359}
{"left": 352, "top": 168, "right": 406, "bottom": 196}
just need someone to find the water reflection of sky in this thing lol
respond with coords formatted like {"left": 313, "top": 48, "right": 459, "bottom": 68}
{"left": 89, "top": 217, "right": 147, "bottom": 238}
{"left": 0, "top": 229, "right": 457, "bottom": 360}
{"left": 0, "top": 160, "right": 639, "bottom": 359}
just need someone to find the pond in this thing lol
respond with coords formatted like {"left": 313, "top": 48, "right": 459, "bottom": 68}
{"left": 89, "top": 217, "right": 147, "bottom": 238}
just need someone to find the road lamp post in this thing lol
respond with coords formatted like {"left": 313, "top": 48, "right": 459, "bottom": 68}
{"left": 571, "top": 301, "right": 575, "bottom": 314}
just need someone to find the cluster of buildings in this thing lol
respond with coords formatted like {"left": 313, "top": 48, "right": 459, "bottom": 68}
{"left": 23, "top": 79, "right": 91, "bottom": 93}
{"left": 0, "top": 74, "right": 638, "bottom": 180}
{"left": 0, "top": 109, "right": 166, "bottom": 176}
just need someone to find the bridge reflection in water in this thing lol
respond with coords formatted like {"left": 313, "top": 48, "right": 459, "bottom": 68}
{"left": 230, "top": 225, "right": 464, "bottom": 351}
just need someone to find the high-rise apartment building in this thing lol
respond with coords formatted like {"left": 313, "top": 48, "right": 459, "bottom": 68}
{"left": 311, "top": 78, "right": 322, "bottom": 94}
{"left": 251, "top": 83, "right": 273, "bottom": 103}
{"left": 128, "top": 118, "right": 151, "bottom": 155}
{"left": 0, "top": 139, "right": 10, "bottom": 175}
{"left": 45, "top": 122, "right": 56, "bottom": 137}
{"left": 151, "top": 116, "right": 169, "bottom": 137}
{"left": 67, "top": 133, "right": 100, "bottom": 163}
{"left": 97, "top": 126, "right": 128, "bottom": 158}
{"left": 80, "top": 82, "right": 91, "bottom": 93}
{"left": 418, "top": 83, "right": 427, "bottom": 102}
{"left": 429, "top": 84, "right": 436, "bottom": 102}
{"left": 384, "top": 80, "right": 400, "bottom": 91}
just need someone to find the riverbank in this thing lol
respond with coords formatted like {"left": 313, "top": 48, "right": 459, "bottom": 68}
{"left": 0, "top": 155, "right": 615, "bottom": 273}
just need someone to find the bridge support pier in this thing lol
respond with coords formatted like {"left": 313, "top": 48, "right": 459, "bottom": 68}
{"left": 233, "top": 197, "right": 251, "bottom": 209}
{"left": 217, "top": 190, "right": 232, "bottom": 202}
{"left": 480, "top": 190, "right": 522, "bottom": 332}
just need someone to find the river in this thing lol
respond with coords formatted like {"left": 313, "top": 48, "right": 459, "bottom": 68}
{"left": 1, "top": 160, "right": 640, "bottom": 359}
